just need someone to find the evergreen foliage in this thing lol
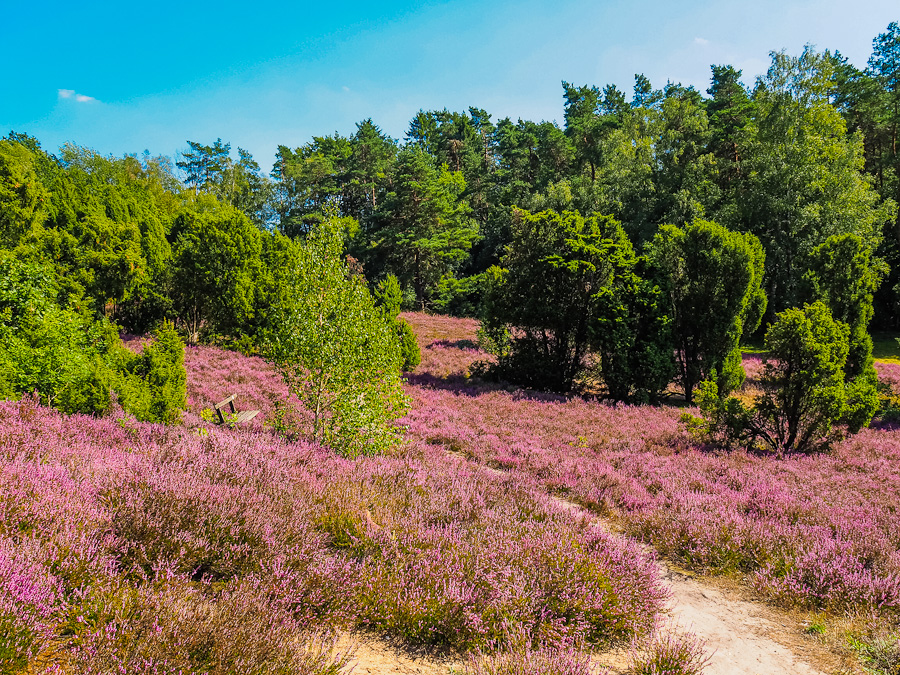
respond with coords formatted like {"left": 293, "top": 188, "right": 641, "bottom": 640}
{"left": 0, "top": 255, "right": 186, "bottom": 422}
{"left": 647, "top": 219, "right": 766, "bottom": 403}
{"left": 369, "top": 147, "right": 478, "bottom": 310}
{"left": 592, "top": 258, "right": 674, "bottom": 404}
{"left": 694, "top": 302, "right": 876, "bottom": 454}
{"left": 375, "top": 274, "right": 422, "bottom": 371}
{"left": 480, "top": 209, "right": 671, "bottom": 396}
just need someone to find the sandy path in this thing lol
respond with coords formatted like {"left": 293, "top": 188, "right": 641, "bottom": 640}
{"left": 653, "top": 564, "right": 825, "bottom": 675}
{"left": 339, "top": 462, "right": 833, "bottom": 675}
{"left": 337, "top": 634, "right": 461, "bottom": 675}
{"left": 543, "top": 493, "right": 830, "bottom": 674}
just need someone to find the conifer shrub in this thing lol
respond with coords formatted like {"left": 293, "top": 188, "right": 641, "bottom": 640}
{"left": 117, "top": 321, "right": 187, "bottom": 424}
{"left": 376, "top": 274, "right": 422, "bottom": 371}
{"left": 690, "top": 302, "right": 878, "bottom": 454}
{"left": 395, "top": 317, "right": 422, "bottom": 371}
{"left": 479, "top": 209, "right": 672, "bottom": 397}
{"left": 647, "top": 219, "right": 766, "bottom": 404}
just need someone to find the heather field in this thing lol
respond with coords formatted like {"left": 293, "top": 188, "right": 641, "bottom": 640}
{"left": 401, "top": 313, "right": 900, "bottom": 620}
{"left": 0, "top": 335, "right": 665, "bottom": 673}
{"left": 4, "top": 312, "right": 900, "bottom": 673}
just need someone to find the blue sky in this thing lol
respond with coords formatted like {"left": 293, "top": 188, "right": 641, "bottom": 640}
{"left": 2, "top": 0, "right": 897, "bottom": 172}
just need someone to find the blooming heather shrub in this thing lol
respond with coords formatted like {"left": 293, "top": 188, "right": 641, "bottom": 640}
{"left": 0, "top": 538, "right": 65, "bottom": 670}
{"left": 64, "top": 576, "right": 351, "bottom": 675}
{"left": 628, "top": 627, "right": 710, "bottom": 675}
{"left": 466, "top": 625, "right": 600, "bottom": 675}
{"left": 306, "top": 452, "right": 665, "bottom": 649}
{"left": 876, "top": 361, "right": 900, "bottom": 424}
{"left": 399, "top": 314, "right": 900, "bottom": 615}
{"left": 0, "top": 364, "right": 666, "bottom": 670}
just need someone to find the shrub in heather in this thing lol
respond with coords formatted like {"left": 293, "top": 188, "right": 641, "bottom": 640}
{"left": 646, "top": 219, "right": 766, "bottom": 403}
{"left": 803, "top": 233, "right": 881, "bottom": 383}
{"left": 628, "top": 627, "right": 710, "bottom": 675}
{"left": 115, "top": 321, "right": 187, "bottom": 424}
{"left": 374, "top": 273, "right": 404, "bottom": 317}
{"left": 591, "top": 260, "right": 674, "bottom": 404}
{"left": 264, "top": 220, "right": 409, "bottom": 457}
{"left": 375, "top": 275, "right": 422, "bottom": 371}
{"left": 479, "top": 209, "right": 637, "bottom": 393}
{"left": 693, "top": 302, "right": 877, "bottom": 454}
{"left": 395, "top": 317, "right": 422, "bottom": 371}
{"left": 466, "top": 625, "right": 599, "bottom": 675}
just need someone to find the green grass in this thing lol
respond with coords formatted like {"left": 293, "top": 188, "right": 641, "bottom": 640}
{"left": 871, "top": 332, "right": 900, "bottom": 363}
{"left": 743, "top": 333, "right": 900, "bottom": 363}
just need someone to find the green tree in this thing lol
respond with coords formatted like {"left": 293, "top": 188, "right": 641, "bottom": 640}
{"left": 0, "top": 255, "right": 185, "bottom": 422}
{"left": 480, "top": 209, "right": 639, "bottom": 393}
{"left": 868, "top": 22, "right": 900, "bottom": 233}
{"left": 0, "top": 139, "right": 48, "bottom": 247}
{"left": 592, "top": 258, "right": 674, "bottom": 404}
{"left": 271, "top": 134, "right": 352, "bottom": 236}
{"left": 695, "top": 302, "right": 872, "bottom": 454}
{"left": 176, "top": 139, "right": 230, "bottom": 190}
{"left": 562, "top": 82, "right": 604, "bottom": 183}
{"left": 732, "top": 47, "right": 894, "bottom": 315}
{"left": 803, "top": 233, "right": 882, "bottom": 430}
{"left": 706, "top": 65, "right": 755, "bottom": 177}
{"left": 345, "top": 119, "right": 397, "bottom": 222}
{"left": 370, "top": 148, "right": 477, "bottom": 309}
{"left": 647, "top": 219, "right": 766, "bottom": 403}
{"left": 264, "top": 220, "right": 409, "bottom": 457}
{"left": 804, "top": 233, "right": 882, "bottom": 376}
{"left": 170, "top": 199, "right": 262, "bottom": 342}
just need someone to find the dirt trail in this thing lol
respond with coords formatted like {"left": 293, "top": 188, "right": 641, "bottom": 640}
{"left": 651, "top": 564, "right": 825, "bottom": 675}
{"left": 544, "top": 493, "right": 832, "bottom": 675}
{"left": 337, "top": 634, "right": 461, "bottom": 675}
{"left": 340, "top": 465, "right": 835, "bottom": 675}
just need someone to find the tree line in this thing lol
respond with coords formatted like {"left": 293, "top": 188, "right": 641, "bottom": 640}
{"left": 149, "top": 26, "right": 900, "bottom": 328}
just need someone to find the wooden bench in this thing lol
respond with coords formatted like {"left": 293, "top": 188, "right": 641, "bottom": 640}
{"left": 213, "top": 394, "right": 260, "bottom": 425}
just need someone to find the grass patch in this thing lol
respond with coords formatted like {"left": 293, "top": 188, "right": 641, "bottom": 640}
{"left": 872, "top": 332, "right": 900, "bottom": 363}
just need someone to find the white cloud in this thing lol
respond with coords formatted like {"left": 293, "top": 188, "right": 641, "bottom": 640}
{"left": 58, "top": 88, "right": 98, "bottom": 103}
{"left": 693, "top": 37, "right": 709, "bottom": 46}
